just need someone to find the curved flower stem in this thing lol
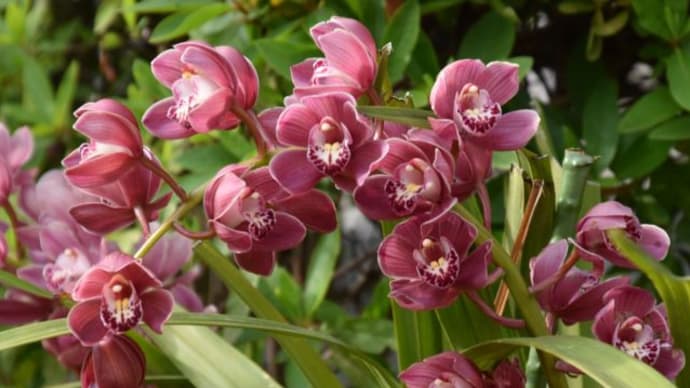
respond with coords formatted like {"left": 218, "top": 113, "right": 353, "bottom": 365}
{"left": 139, "top": 156, "right": 188, "bottom": 202}
{"left": 494, "top": 180, "right": 544, "bottom": 315}
{"left": 454, "top": 204, "right": 567, "bottom": 388}
{"left": 133, "top": 206, "right": 151, "bottom": 236}
{"left": 477, "top": 183, "right": 492, "bottom": 229}
{"left": 466, "top": 291, "right": 525, "bottom": 329}
{"left": 230, "top": 105, "right": 267, "bottom": 158}
{"left": 173, "top": 222, "right": 216, "bottom": 240}
{"left": 1, "top": 201, "right": 24, "bottom": 260}
{"left": 133, "top": 185, "right": 205, "bottom": 260}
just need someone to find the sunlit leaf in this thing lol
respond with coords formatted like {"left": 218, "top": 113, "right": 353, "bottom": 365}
{"left": 149, "top": 3, "right": 231, "bottom": 43}
{"left": 357, "top": 105, "right": 433, "bottom": 128}
{"left": 458, "top": 11, "right": 515, "bottom": 61}
{"left": 383, "top": 0, "right": 420, "bottom": 82}
{"left": 618, "top": 87, "right": 681, "bottom": 134}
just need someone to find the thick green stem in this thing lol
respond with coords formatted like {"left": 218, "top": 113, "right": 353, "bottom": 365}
{"left": 550, "top": 149, "right": 594, "bottom": 242}
{"left": 133, "top": 186, "right": 205, "bottom": 259}
{"left": 195, "top": 241, "right": 343, "bottom": 388}
{"left": 454, "top": 205, "right": 567, "bottom": 388}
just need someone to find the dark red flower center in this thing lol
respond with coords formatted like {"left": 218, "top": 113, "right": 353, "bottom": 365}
{"left": 414, "top": 238, "right": 460, "bottom": 289}
{"left": 613, "top": 316, "right": 662, "bottom": 366}
{"left": 307, "top": 118, "right": 352, "bottom": 175}
{"left": 241, "top": 191, "right": 277, "bottom": 240}
{"left": 454, "top": 83, "right": 501, "bottom": 136}
{"left": 100, "top": 274, "right": 143, "bottom": 333}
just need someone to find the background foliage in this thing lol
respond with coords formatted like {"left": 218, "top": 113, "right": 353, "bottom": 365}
{"left": 1, "top": 0, "right": 689, "bottom": 386}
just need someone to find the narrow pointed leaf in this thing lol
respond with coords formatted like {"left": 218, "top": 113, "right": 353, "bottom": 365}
{"left": 357, "top": 106, "right": 433, "bottom": 128}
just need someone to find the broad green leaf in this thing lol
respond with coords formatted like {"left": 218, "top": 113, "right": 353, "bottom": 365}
{"left": 22, "top": 55, "right": 54, "bottom": 123}
{"left": 94, "top": 0, "right": 119, "bottom": 34}
{"left": 391, "top": 303, "right": 442, "bottom": 369}
{"left": 582, "top": 76, "right": 618, "bottom": 172}
{"left": 195, "top": 242, "right": 344, "bottom": 387}
{"left": 127, "top": 0, "right": 218, "bottom": 13}
{"left": 0, "top": 319, "right": 69, "bottom": 352}
{"left": 591, "top": 10, "right": 629, "bottom": 37}
{"left": 254, "top": 39, "right": 321, "bottom": 80}
{"left": 464, "top": 336, "right": 674, "bottom": 388}
{"left": 357, "top": 105, "right": 433, "bottom": 128}
{"left": 436, "top": 296, "right": 511, "bottom": 350}
{"left": 649, "top": 115, "right": 690, "bottom": 140}
{"left": 53, "top": 60, "right": 80, "bottom": 129}
{"left": 383, "top": 0, "right": 420, "bottom": 82}
{"left": 608, "top": 230, "right": 690, "bottom": 386}
{"left": 0, "top": 270, "right": 53, "bottom": 299}
{"left": 259, "top": 267, "right": 305, "bottom": 323}
{"left": 458, "top": 11, "right": 515, "bottom": 61}
{"left": 149, "top": 3, "right": 231, "bottom": 43}
{"left": 407, "top": 31, "right": 439, "bottom": 84}
{"left": 177, "top": 143, "right": 236, "bottom": 174}
{"left": 666, "top": 48, "right": 690, "bottom": 111}
{"left": 631, "top": 0, "right": 687, "bottom": 40}
{"left": 334, "top": 318, "right": 394, "bottom": 354}
{"left": 618, "top": 87, "right": 681, "bottom": 134}
{"left": 146, "top": 324, "right": 281, "bottom": 388}
{"left": 611, "top": 136, "right": 671, "bottom": 179}
{"left": 304, "top": 229, "right": 341, "bottom": 318}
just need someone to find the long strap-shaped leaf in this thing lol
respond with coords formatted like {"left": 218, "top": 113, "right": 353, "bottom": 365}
{"left": 463, "top": 336, "right": 674, "bottom": 388}
{"left": 195, "top": 242, "right": 344, "bottom": 388}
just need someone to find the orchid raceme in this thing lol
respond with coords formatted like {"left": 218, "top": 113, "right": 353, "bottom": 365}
{"left": 0, "top": 7, "right": 688, "bottom": 388}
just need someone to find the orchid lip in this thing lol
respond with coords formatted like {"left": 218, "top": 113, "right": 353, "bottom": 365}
{"left": 100, "top": 274, "right": 143, "bottom": 333}
{"left": 455, "top": 83, "right": 501, "bottom": 135}
{"left": 414, "top": 237, "right": 460, "bottom": 289}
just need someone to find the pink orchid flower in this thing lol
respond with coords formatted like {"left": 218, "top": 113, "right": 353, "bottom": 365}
{"left": 430, "top": 59, "right": 539, "bottom": 152}
{"left": 0, "top": 122, "right": 34, "bottom": 204}
{"left": 576, "top": 201, "right": 670, "bottom": 269}
{"left": 67, "top": 252, "right": 173, "bottom": 346}
{"left": 80, "top": 334, "right": 145, "bottom": 388}
{"left": 483, "top": 359, "right": 526, "bottom": 388}
{"left": 63, "top": 99, "right": 144, "bottom": 188}
{"left": 290, "top": 16, "right": 378, "bottom": 100}
{"left": 378, "top": 211, "right": 492, "bottom": 311}
{"left": 205, "top": 164, "right": 336, "bottom": 275}
{"left": 270, "top": 92, "right": 387, "bottom": 193}
{"left": 530, "top": 240, "right": 629, "bottom": 326}
{"left": 143, "top": 41, "right": 258, "bottom": 139}
{"left": 593, "top": 286, "right": 685, "bottom": 380}
{"left": 353, "top": 131, "right": 455, "bottom": 220}
{"left": 400, "top": 351, "right": 485, "bottom": 388}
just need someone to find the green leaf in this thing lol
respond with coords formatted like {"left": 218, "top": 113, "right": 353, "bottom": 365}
{"left": 464, "top": 336, "right": 674, "bottom": 388}
{"left": 436, "top": 296, "right": 511, "bottom": 350}
{"left": 611, "top": 136, "right": 671, "bottom": 179}
{"left": 0, "top": 270, "right": 53, "bottom": 299}
{"left": 608, "top": 230, "right": 690, "bottom": 386}
{"left": 304, "top": 229, "right": 341, "bottom": 318}
{"left": 631, "top": 0, "right": 687, "bottom": 40}
{"left": 383, "top": 0, "right": 420, "bottom": 82}
{"left": 21, "top": 55, "right": 54, "bottom": 123}
{"left": 254, "top": 39, "right": 321, "bottom": 80}
{"left": 507, "top": 56, "right": 533, "bottom": 81}
{"left": 127, "top": 0, "right": 218, "bottom": 13}
{"left": 145, "top": 323, "right": 281, "bottom": 388}
{"left": 357, "top": 105, "right": 432, "bottom": 128}
{"left": 649, "top": 115, "right": 690, "bottom": 140}
{"left": 391, "top": 303, "right": 442, "bottom": 369}
{"left": 618, "top": 87, "right": 681, "bottom": 134}
{"left": 592, "top": 10, "right": 629, "bottom": 37}
{"left": 259, "top": 267, "right": 305, "bottom": 323}
{"left": 53, "top": 60, "right": 80, "bottom": 129}
{"left": 0, "top": 319, "right": 69, "bottom": 352}
{"left": 458, "top": 11, "right": 515, "bottom": 61}
{"left": 177, "top": 143, "right": 236, "bottom": 173}
{"left": 503, "top": 164, "right": 525, "bottom": 252}
{"left": 195, "top": 242, "right": 344, "bottom": 388}
{"left": 666, "top": 48, "right": 690, "bottom": 111}
{"left": 582, "top": 76, "right": 618, "bottom": 172}
{"left": 149, "top": 3, "right": 231, "bottom": 43}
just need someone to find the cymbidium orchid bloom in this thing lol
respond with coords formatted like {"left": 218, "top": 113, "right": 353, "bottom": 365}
{"left": 80, "top": 334, "right": 145, "bottom": 388}
{"left": 290, "top": 16, "right": 378, "bottom": 100}
{"left": 378, "top": 211, "right": 494, "bottom": 311}
{"left": 429, "top": 59, "right": 540, "bottom": 152}
{"left": 271, "top": 92, "right": 387, "bottom": 193}
{"left": 0, "top": 122, "right": 34, "bottom": 204}
{"left": 143, "top": 41, "right": 259, "bottom": 139}
{"left": 400, "top": 351, "right": 485, "bottom": 388}
{"left": 593, "top": 286, "right": 685, "bottom": 380}
{"left": 66, "top": 149, "right": 172, "bottom": 234}
{"left": 68, "top": 252, "right": 174, "bottom": 346}
{"left": 42, "top": 309, "right": 89, "bottom": 372}
{"left": 353, "top": 132, "right": 455, "bottom": 220}
{"left": 576, "top": 201, "right": 670, "bottom": 269}
{"left": 530, "top": 240, "right": 629, "bottom": 327}
{"left": 205, "top": 164, "right": 336, "bottom": 275}
{"left": 63, "top": 99, "right": 144, "bottom": 188}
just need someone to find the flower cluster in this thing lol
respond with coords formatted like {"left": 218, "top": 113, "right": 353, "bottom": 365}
{"left": 0, "top": 10, "right": 684, "bottom": 388}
